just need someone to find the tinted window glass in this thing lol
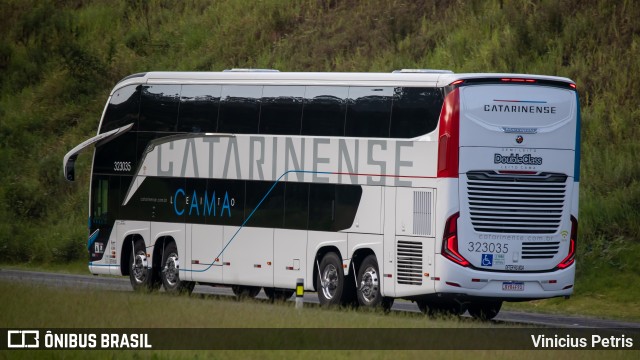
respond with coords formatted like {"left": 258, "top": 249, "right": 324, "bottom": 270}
{"left": 301, "top": 86, "right": 347, "bottom": 136}
{"left": 308, "top": 184, "right": 335, "bottom": 231}
{"left": 245, "top": 181, "right": 284, "bottom": 228}
{"left": 218, "top": 85, "right": 262, "bottom": 134}
{"left": 390, "top": 87, "right": 444, "bottom": 138}
{"left": 334, "top": 185, "right": 362, "bottom": 230}
{"left": 284, "top": 182, "right": 309, "bottom": 230}
{"left": 259, "top": 86, "right": 304, "bottom": 135}
{"left": 139, "top": 85, "right": 181, "bottom": 132}
{"left": 101, "top": 85, "right": 140, "bottom": 133}
{"left": 207, "top": 179, "right": 245, "bottom": 226}
{"left": 345, "top": 87, "right": 393, "bottom": 138}
{"left": 178, "top": 85, "right": 221, "bottom": 133}
{"left": 93, "top": 132, "right": 138, "bottom": 174}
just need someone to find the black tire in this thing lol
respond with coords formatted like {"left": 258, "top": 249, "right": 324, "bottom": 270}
{"left": 416, "top": 300, "right": 464, "bottom": 317}
{"left": 467, "top": 301, "right": 502, "bottom": 321}
{"left": 231, "top": 285, "right": 261, "bottom": 299}
{"left": 129, "top": 240, "right": 160, "bottom": 291}
{"left": 381, "top": 297, "right": 395, "bottom": 312}
{"left": 317, "top": 252, "right": 345, "bottom": 306}
{"left": 160, "top": 242, "right": 195, "bottom": 294}
{"left": 356, "top": 255, "right": 382, "bottom": 308}
{"left": 264, "top": 288, "right": 295, "bottom": 302}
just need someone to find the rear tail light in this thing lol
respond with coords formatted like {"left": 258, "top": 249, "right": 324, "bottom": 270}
{"left": 501, "top": 78, "right": 536, "bottom": 83}
{"left": 441, "top": 212, "right": 469, "bottom": 267}
{"left": 557, "top": 216, "right": 578, "bottom": 269}
{"left": 437, "top": 88, "right": 460, "bottom": 178}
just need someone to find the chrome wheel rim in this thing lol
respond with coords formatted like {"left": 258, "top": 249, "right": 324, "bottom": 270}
{"left": 359, "top": 266, "right": 379, "bottom": 304}
{"left": 321, "top": 264, "right": 339, "bottom": 300}
{"left": 163, "top": 252, "right": 180, "bottom": 287}
{"left": 132, "top": 251, "right": 147, "bottom": 284}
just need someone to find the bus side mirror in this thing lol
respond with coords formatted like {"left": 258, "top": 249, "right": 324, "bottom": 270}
{"left": 65, "top": 154, "right": 77, "bottom": 181}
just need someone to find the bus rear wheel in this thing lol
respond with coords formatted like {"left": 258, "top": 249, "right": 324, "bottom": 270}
{"left": 357, "top": 255, "right": 384, "bottom": 308}
{"left": 467, "top": 301, "right": 502, "bottom": 321}
{"left": 317, "top": 252, "right": 345, "bottom": 306}
{"left": 129, "top": 240, "right": 160, "bottom": 292}
{"left": 161, "top": 242, "right": 195, "bottom": 294}
{"left": 231, "top": 285, "right": 261, "bottom": 299}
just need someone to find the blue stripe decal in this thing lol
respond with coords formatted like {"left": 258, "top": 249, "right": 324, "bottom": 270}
{"left": 574, "top": 92, "right": 581, "bottom": 181}
{"left": 87, "top": 229, "right": 100, "bottom": 250}
{"left": 182, "top": 169, "right": 332, "bottom": 273}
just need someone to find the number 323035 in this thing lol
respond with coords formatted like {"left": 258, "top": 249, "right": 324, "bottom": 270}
{"left": 467, "top": 242, "right": 509, "bottom": 253}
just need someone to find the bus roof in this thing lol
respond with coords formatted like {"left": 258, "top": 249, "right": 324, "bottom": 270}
{"left": 112, "top": 71, "right": 575, "bottom": 95}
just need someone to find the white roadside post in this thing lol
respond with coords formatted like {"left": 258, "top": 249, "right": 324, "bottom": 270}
{"left": 295, "top": 278, "right": 304, "bottom": 309}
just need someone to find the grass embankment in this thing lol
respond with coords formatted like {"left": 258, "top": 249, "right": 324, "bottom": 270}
{"left": 1, "top": 281, "right": 636, "bottom": 359}
{"left": 1, "top": 0, "right": 639, "bottom": 319}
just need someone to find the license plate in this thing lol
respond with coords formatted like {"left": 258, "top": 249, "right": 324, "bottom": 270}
{"left": 502, "top": 281, "right": 525, "bottom": 291}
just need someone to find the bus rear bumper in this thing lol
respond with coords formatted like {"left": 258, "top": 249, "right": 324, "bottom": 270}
{"left": 433, "top": 257, "right": 575, "bottom": 300}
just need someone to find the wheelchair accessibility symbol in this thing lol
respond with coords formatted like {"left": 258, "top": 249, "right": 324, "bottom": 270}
{"left": 481, "top": 254, "right": 493, "bottom": 267}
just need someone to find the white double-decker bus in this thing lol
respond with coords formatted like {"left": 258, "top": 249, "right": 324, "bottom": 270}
{"left": 64, "top": 70, "right": 580, "bottom": 319}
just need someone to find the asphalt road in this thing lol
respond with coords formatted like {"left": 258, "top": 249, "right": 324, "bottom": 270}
{"left": 1, "top": 268, "right": 639, "bottom": 329}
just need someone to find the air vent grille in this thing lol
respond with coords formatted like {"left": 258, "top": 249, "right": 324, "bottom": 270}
{"left": 397, "top": 240, "right": 422, "bottom": 285}
{"left": 413, "top": 191, "right": 433, "bottom": 236}
{"left": 466, "top": 171, "right": 567, "bottom": 234}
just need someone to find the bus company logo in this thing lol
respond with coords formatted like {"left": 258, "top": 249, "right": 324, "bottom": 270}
{"left": 172, "top": 188, "right": 235, "bottom": 218}
{"left": 515, "top": 135, "right": 524, "bottom": 144}
{"left": 502, "top": 127, "right": 538, "bottom": 134}
{"left": 494, "top": 153, "right": 543, "bottom": 166}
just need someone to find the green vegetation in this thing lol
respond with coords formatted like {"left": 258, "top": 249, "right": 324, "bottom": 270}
{"left": 1, "top": 281, "right": 636, "bottom": 358}
{"left": 0, "top": 0, "right": 638, "bottom": 318}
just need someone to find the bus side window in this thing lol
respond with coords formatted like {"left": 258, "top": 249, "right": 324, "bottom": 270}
{"left": 218, "top": 85, "right": 262, "bottom": 134}
{"left": 245, "top": 180, "right": 285, "bottom": 228}
{"left": 259, "top": 86, "right": 304, "bottom": 135}
{"left": 390, "top": 87, "right": 444, "bottom": 138}
{"left": 178, "top": 85, "right": 221, "bottom": 133}
{"left": 139, "top": 85, "right": 181, "bottom": 132}
{"left": 284, "top": 182, "right": 309, "bottom": 230}
{"left": 100, "top": 85, "right": 140, "bottom": 133}
{"left": 345, "top": 86, "right": 393, "bottom": 138}
{"left": 334, "top": 185, "right": 362, "bottom": 231}
{"left": 206, "top": 179, "right": 245, "bottom": 226}
{"left": 301, "top": 86, "right": 347, "bottom": 137}
{"left": 91, "top": 176, "right": 119, "bottom": 227}
{"left": 308, "top": 183, "right": 335, "bottom": 231}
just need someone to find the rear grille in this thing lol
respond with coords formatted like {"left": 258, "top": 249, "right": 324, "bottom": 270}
{"left": 466, "top": 171, "right": 567, "bottom": 234}
{"left": 396, "top": 240, "right": 422, "bottom": 285}
{"left": 522, "top": 242, "right": 561, "bottom": 259}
